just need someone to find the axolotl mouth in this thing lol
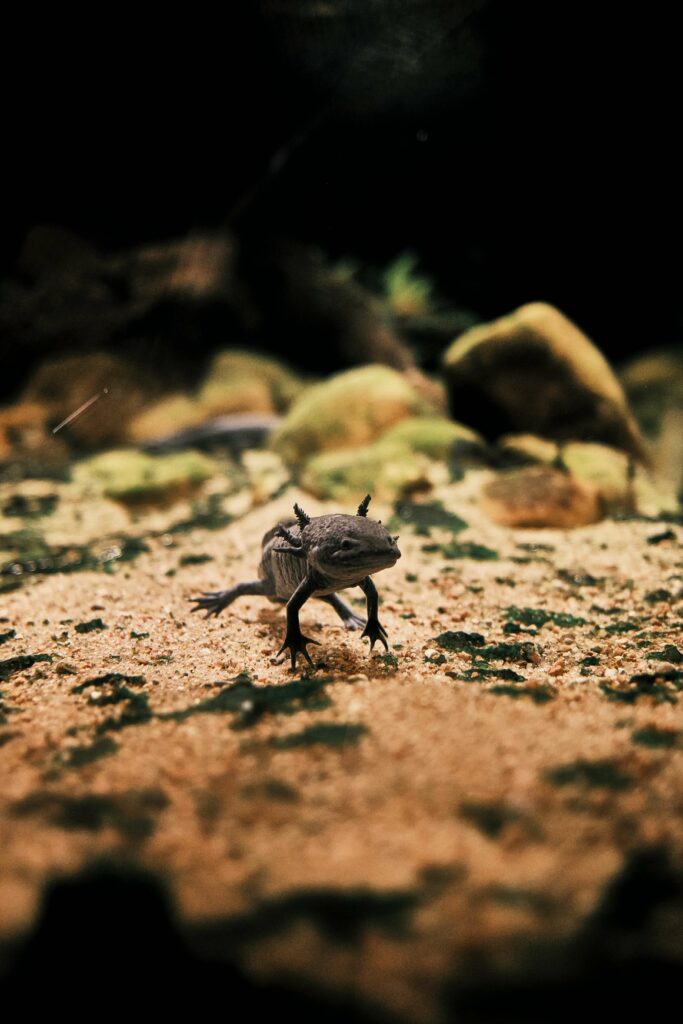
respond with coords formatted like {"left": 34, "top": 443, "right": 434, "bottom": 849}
{"left": 329, "top": 544, "right": 401, "bottom": 580}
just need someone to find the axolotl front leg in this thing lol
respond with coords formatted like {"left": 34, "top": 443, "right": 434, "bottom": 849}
{"left": 276, "top": 573, "right": 322, "bottom": 669}
{"left": 359, "top": 576, "right": 389, "bottom": 652}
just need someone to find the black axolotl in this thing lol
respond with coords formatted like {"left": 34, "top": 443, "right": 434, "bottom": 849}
{"left": 190, "top": 495, "right": 401, "bottom": 668}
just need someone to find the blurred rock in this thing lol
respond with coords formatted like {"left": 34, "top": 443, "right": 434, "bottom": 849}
{"left": 481, "top": 466, "right": 601, "bottom": 528}
{"left": 444, "top": 302, "right": 647, "bottom": 460}
{"left": 239, "top": 240, "right": 420, "bottom": 376}
{"left": 73, "top": 449, "right": 217, "bottom": 507}
{"left": 560, "top": 442, "right": 634, "bottom": 513}
{"left": 128, "top": 395, "right": 209, "bottom": 445}
{"left": 22, "top": 353, "right": 160, "bottom": 448}
{"left": 271, "top": 365, "right": 429, "bottom": 467}
{"left": 620, "top": 349, "right": 683, "bottom": 439}
{"left": 497, "top": 433, "right": 560, "bottom": 465}
{"left": 198, "top": 350, "right": 303, "bottom": 417}
{"left": 379, "top": 416, "right": 481, "bottom": 460}
{"left": 0, "top": 402, "right": 69, "bottom": 470}
{"left": 301, "top": 440, "right": 441, "bottom": 502}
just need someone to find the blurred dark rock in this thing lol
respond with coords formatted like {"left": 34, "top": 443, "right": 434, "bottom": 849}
{"left": 0, "top": 229, "right": 422, "bottom": 404}
{"left": 21, "top": 352, "right": 161, "bottom": 448}
{"left": 444, "top": 302, "right": 648, "bottom": 461}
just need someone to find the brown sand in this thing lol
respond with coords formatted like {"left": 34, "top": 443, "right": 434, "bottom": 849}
{"left": 1, "top": 471, "right": 682, "bottom": 1021}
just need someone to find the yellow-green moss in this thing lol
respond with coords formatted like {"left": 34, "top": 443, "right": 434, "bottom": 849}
{"left": 301, "top": 440, "right": 443, "bottom": 502}
{"left": 272, "top": 365, "right": 429, "bottom": 468}
{"left": 73, "top": 449, "right": 217, "bottom": 506}
{"left": 199, "top": 350, "right": 304, "bottom": 416}
{"left": 379, "top": 417, "right": 480, "bottom": 460}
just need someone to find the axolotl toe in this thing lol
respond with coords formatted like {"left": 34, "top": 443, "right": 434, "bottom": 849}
{"left": 190, "top": 494, "right": 401, "bottom": 668}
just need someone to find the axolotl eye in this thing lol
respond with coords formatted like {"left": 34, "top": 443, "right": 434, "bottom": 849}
{"left": 341, "top": 538, "right": 353, "bottom": 550}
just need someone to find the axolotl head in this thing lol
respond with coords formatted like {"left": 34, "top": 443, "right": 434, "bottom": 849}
{"left": 293, "top": 495, "right": 401, "bottom": 585}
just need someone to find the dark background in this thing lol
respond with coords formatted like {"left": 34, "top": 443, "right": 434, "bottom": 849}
{"left": 3, "top": 0, "right": 681, "bottom": 360}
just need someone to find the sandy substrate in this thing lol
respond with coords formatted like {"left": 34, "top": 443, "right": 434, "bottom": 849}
{"left": 1, "top": 471, "right": 682, "bottom": 1021}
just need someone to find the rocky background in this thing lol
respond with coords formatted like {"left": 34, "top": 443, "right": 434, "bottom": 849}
{"left": 2, "top": 2, "right": 683, "bottom": 1021}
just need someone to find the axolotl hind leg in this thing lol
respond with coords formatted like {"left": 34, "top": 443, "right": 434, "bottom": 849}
{"left": 189, "top": 580, "right": 268, "bottom": 618}
{"left": 320, "top": 594, "right": 366, "bottom": 630}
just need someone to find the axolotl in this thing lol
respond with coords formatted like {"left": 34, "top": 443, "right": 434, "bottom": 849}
{"left": 190, "top": 495, "right": 401, "bottom": 668}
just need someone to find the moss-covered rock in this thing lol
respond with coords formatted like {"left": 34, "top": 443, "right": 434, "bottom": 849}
{"left": 444, "top": 303, "right": 647, "bottom": 460}
{"left": 198, "top": 350, "right": 304, "bottom": 417}
{"left": 497, "top": 433, "right": 560, "bottom": 465}
{"left": 481, "top": 466, "right": 601, "bottom": 528}
{"left": 379, "top": 417, "right": 480, "bottom": 461}
{"left": 272, "top": 365, "right": 429, "bottom": 467}
{"left": 301, "top": 440, "right": 443, "bottom": 502}
{"left": 561, "top": 442, "right": 633, "bottom": 510}
{"left": 620, "top": 349, "right": 683, "bottom": 439}
{"left": 73, "top": 449, "right": 217, "bottom": 506}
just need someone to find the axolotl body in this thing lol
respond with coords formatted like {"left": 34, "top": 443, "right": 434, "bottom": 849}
{"left": 190, "top": 495, "right": 401, "bottom": 668}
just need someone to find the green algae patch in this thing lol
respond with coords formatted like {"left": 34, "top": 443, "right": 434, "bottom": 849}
{"left": 632, "top": 726, "right": 680, "bottom": 748}
{"left": 423, "top": 540, "right": 499, "bottom": 561}
{"left": 11, "top": 788, "right": 167, "bottom": 839}
{"left": 504, "top": 606, "right": 587, "bottom": 629}
{"left": 601, "top": 668, "right": 683, "bottom": 704}
{"left": 270, "top": 722, "right": 368, "bottom": 749}
{"left": 2, "top": 493, "right": 59, "bottom": 518}
{"left": 489, "top": 684, "right": 555, "bottom": 703}
{"left": 71, "top": 673, "right": 146, "bottom": 694}
{"left": 604, "top": 620, "right": 641, "bottom": 634}
{"left": 0, "top": 653, "right": 52, "bottom": 681}
{"left": 460, "top": 802, "right": 528, "bottom": 839}
{"left": 178, "top": 553, "right": 213, "bottom": 567}
{"left": 450, "top": 667, "right": 526, "bottom": 682}
{"left": 647, "top": 529, "right": 677, "bottom": 545}
{"left": 162, "top": 673, "right": 333, "bottom": 730}
{"left": 436, "top": 631, "right": 486, "bottom": 653}
{"left": 71, "top": 675, "right": 152, "bottom": 733}
{"left": 0, "top": 629, "right": 16, "bottom": 645}
{"left": 435, "top": 632, "right": 539, "bottom": 664}
{"left": 1, "top": 533, "right": 150, "bottom": 581}
{"left": 212, "top": 885, "right": 419, "bottom": 943}
{"left": 557, "top": 569, "right": 604, "bottom": 587}
{"left": 166, "top": 493, "right": 233, "bottom": 534}
{"left": 62, "top": 735, "right": 119, "bottom": 769}
{"left": 73, "top": 448, "right": 217, "bottom": 506}
{"left": 75, "top": 618, "right": 108, "bottom": 634}
{"left": 644, "top": 588, "right": 674, "bottom": 603}
{"left": 545, "top": 759, "right": 633, "bottom": 790}
{"left": 645, "top": 645, "right": 683, "bottom": 664}
{"left": 0, "top": 580, "right": 22, "bottom": 594}
{"left": 388, "top": 499, "right": 468, "bottom": 537}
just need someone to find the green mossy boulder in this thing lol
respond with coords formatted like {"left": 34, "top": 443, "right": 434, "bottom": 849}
{"left": 198, "top": 350, "right": 304, "bottom": 417}
{"left": 620, "top": 349, "right": 683, "bottom": 439}
{"left": 73, "top": 449, "right": 217, "bottom": 506}
{"left": 271, "top": 365, "right": 429, "bottom": 468}
{"left": 379, "top": 417, "right": 481, "bottom": 460}
{"left": 561, "top": 442, "right": 634, "bottom": 510}
{"left": 301, "top": 440, "right": 442, "bottom": 502}
{"left": 497, "top": 433, "right": 560, "bottom": 465}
